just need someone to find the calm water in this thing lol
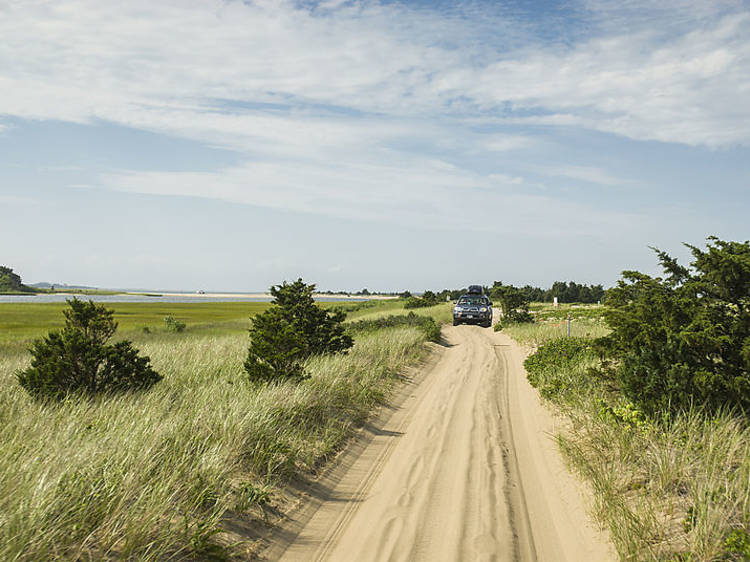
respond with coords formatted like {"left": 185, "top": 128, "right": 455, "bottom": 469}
{"left": 0, "top": 294, "right": 370, "bottom": 304}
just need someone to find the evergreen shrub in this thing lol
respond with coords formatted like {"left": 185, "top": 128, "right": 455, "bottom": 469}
{"left": 245, "top": 279, "right": 353, "bottom": 384}
{"left": 17, "top": 299, "right": 161, "bottom": 398}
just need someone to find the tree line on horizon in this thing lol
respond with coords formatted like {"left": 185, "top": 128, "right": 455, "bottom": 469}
{"left": 409, "top": 280, "right": 606, "bottom": 305}
{"left": 320, "top": 281, "right": 606, "bottom": 303}
{"left": 0, "top": 265, "right": 35, "bottom": 293}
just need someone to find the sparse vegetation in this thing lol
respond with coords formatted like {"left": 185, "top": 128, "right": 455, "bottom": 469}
{"left": 163, "top": 315, "right": 186, "bottom": 333}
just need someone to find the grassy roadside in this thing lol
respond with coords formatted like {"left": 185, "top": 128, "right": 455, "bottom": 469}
{"left": 0, "top": 300, "right": 447, "bottom": 560}
{"left": 504, "top": 302, "right": 610, "bottom": 346}
{"left": 501, "top": 306, "right": 750, "bottom": 561}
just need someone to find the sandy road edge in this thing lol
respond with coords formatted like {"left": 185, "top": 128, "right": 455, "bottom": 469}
{"left": 257, "top": 341, "right": 447, "bottom": 560}
{"left": 496, "top": 331, "right": 616, "bottom": 561}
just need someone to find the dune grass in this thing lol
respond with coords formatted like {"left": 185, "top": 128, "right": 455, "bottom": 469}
{"left": 561, "top": 402, "right": 750, "bottom": 560}
{"left": 0, "top": 300, "right": 443, "bottom": 560}
{"left": 510, "top": 322, "right": 750, "bottom": 561}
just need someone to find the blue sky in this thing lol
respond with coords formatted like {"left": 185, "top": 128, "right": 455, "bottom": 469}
{"left": 1, "top": 0, "right": 748, "bottom": 292}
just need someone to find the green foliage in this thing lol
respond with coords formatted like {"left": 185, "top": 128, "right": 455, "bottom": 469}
{"left": 346, "top": 312, "right": 441, "bottom": 342}
{"left": 547, "top": 281, "right": 605, "bottom": 304}
{"left": 598, "top": 400, "right": 652, "bottom": 435}
{"left": 403, "top": 297, "right": 431, "bottom": 309}
{"left": 17, "top": 299, "right": 161, "bottom": 398}
{"left": 0, "top": 320, "right": 430, "bottom": 559}
{"left": 724, "top": 528, "right": 750, "bottom": 560}
{"left": 234, "top": 482, "right": 270, "bottom": 511}
{"left": 597, "top": 237, "right": 750, "bottom": 416}
{"left": 0, "top": 301, "right": 271, "bottom": 348}
{"left": 490, "top": 283, "right": 533, "bottom": 325}
{"left": 490, "top": 280, "right": 604, "bottom": 304}
{"left": 404, "top": 290, "right": 444, "bottom": 309}
{"left": 244, "top": 307, "right": 308, "bottom": 383}
{"left": 0, "top": 265, "right": 34, "bottom": 293}
{"left": 164, "top": 315, "right": 186, "bottom": 333}
{"left": 245, "top": 279, "right": 353, "bottom": 384}
{"left": 523, "top": 337, "right": 593, "bottom": 399}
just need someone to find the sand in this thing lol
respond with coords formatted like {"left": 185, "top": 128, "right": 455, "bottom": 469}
{"left": 265, "top": 319, "right": 616, "bottom": 561}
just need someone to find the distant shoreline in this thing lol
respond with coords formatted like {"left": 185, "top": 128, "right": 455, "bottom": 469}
{"left": 134, "top": 292, "right": 398, "bottom": 300}
{"left": 0, "top": 289, "right": 122, "bottom": 297}
{"left": 1, "top": 290, "right": 399, "bottom": 303}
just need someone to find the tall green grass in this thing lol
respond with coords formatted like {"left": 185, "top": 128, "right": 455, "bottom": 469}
{"left": 0, "top": 302, "right": 271, "bottom": 343}
{"left": 0, "top": 318, "right": 436, "bottom": 559}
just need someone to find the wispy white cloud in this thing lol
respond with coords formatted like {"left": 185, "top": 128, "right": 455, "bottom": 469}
{"left": 488, "top": 173, "right": 524, "bottom": 185}
{"left": 0, "top": 0, "right": 747, "bottom": 237}
{"left": 540, "top": 165, "right": 627, "bottom": 187}
{"left": 483, "top": 135, "right": 535, "bottom": 152}
{"left": 102, "top": 158, "right": 639, "bottom": 238}
{"left": 0, "top": 0, "right": 747, "bottom": 148}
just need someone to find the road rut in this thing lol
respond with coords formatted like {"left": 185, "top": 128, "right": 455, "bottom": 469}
{"left": 269, "top": 324, "right": 615, "bottom": 561}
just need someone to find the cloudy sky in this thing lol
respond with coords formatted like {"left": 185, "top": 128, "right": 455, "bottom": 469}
{"left": 1, "top": 0, "right": 748, "bottom": 292}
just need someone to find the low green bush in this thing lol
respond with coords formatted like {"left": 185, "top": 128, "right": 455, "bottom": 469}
{"left": 347, "top": 312, "right": 441, "bottom": 342}
{"left": 163, "top": 315, "right": 186, "bottom": 332}
{"left": 17, "top": 299, "right": 161, "bottom": 398}
{"left": 403, "top": 297, "right": 432, "bottom": 309}
{"left": 524, "top": 337, "right": 593, "bottom": 400}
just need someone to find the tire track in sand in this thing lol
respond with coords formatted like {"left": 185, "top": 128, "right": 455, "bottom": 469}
{"left": 271, "top": 322, "right": 616, "bottom": 562}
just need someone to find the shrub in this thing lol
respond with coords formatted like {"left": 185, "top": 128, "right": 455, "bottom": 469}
{"left": 491, "top": 284, "right": 534, "bottom": 326}
{"left": 346, "top": 312, "right": 441, "bottom": 342}
{"left": 245, "top": 279, "right": 353, "bottom": 384}
{"left": 17, "top": 299, "right": 161, "bottom": 398}
{"left": 524, "top": 337, "right": 593, "bottom": 399}
{"left": 403, "top": 291, "right": 443, "bottom": 309}
{"left": 403, "top": 297, "right": 431, "bottom": 309}
{"left": 163, "top": 315, "right": 186, "bottom": 333}
{"left": 597, "top": 237, "right": 750, "bottom": 415}
{"left": 0, "top": 265, "right": 34, "bottom": 293}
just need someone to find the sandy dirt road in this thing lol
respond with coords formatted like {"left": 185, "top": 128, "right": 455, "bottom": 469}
{"left": 267, "top": 322, "right": 615, "bottom": 561}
